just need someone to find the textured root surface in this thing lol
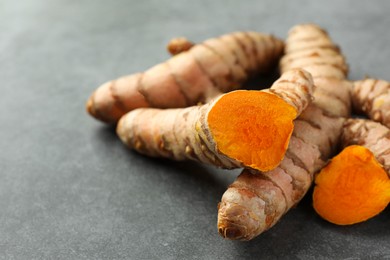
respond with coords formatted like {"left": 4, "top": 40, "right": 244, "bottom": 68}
{"left": 87, "top": 32, "right": 284, "bottom": 123}
{"left": 280, "top": 23, "right": 351, "bottom": 118}
{"left": 352, "top": 78, "right": 390, "bottom": 128}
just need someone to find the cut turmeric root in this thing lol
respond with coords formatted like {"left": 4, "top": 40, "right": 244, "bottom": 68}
{"left": 117, "top": 69, "right": 314, "bottom": 172}
{"left": 218, "top": 23, "right": 352, "bottom": 240}
{"left": 313, "top": 119, "right": 390, "bottom": 225}
{"left": 342, "top": 118, "right": 390, "bottom": 173}
{"left": 313, "top": 145, "right": 390, "bottom": 225}
{"left": 352, "top": 78, "right": 390, "bottom": 128}
{"left": 86, "top": 32, "right": 284, "bottom": 123}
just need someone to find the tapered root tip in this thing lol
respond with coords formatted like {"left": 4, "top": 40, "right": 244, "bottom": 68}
{"left": 86, "top": 94, "right": 96, "bottom": 116}
{"left": 217, "top": 200, "right": 262, "bottom": 241}
{"left": 85, "top": 82, "right": 126, "bottom": 124}
{"left": 116, "top": 116, "right": 127, "bottom": 144}
{"left": 218, "top": 224, "right": 245, "bottom": 240}
{"left": 85, "top": 91, "right": 116, "bottom": 124}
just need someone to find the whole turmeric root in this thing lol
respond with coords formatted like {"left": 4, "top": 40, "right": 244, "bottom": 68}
{"left": 352, "top": 78, "right": 390, "bottom": 128}
{"left": 313, "top": 119, "right": 390, "bottom": 225}
{"left": 86, "top": 32, "right": 284, "bottom": 123}
{"left": 117, "top": 69, "right": 314, "bottom": 172}
{"left": 217, "top": 23, "right": 352, "bottom": 240}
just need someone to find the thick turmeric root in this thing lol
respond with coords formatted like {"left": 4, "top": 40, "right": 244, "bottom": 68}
{"left": 352, "top": 78, "right": 390, "bottom": 128}
{"left": 218, "top": 104, "right": 345, "bottom": 240}
{"left": 313, "top": 145, "right": 390, "bottom": 225}
{"left": 280, "top": 23, "right": 352, "bottom": 117}
{"left": 217, "top": 24, "right": 352, "bottom": 240}
{"left": 117, "top": 69, "right": 314, "bottom": 172}
{"left": 86, "top": 32, "right": 284, "bottom": 123}
{"left": 280, "top": 24, "right": 351, "bottom": 116}
{"left": 280, "top": 24, "right": 348, "bottom": 78}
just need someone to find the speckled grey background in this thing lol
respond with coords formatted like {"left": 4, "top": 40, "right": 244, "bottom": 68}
{"left": 1, "top": 0, "right": 390, "bottom": 259}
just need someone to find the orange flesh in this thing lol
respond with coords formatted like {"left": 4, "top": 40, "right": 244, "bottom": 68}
{"left": 207, "top": 90, "right": 297, "bottom": 172}
{"left": 313, "top": 145, "right": 390, "bottom": 225}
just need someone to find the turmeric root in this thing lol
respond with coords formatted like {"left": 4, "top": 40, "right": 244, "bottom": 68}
{"left": 313, "top": 119, "right": 390, "bottom": 225}
{"left": 280, "top": 24, "right": 348, "bottom": 79}
{"left": 117, "top": 69, "right": 314, "bottom": 172}
{"left": 352, "top": 78, "right": 390, "bottom": 128}
{"left": 217, "top": 24, "right": 352, "bottom": 240}
{"left": 313, "top": 145, "right": 390, "bottom": 225}
{"left": 218, "top": 104, "right": 345, "bottom": 240}
{"left": 86, "top": 32, "right": 284, "bottom": 123}
{"left": 280, "top": 23, "right": 352, "bottom": 117}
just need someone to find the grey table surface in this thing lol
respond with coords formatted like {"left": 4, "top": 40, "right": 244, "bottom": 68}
{"left": 1, "top": 0, "right": 390, "bottom": 259}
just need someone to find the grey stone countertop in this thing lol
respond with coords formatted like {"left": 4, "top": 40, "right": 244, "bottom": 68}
{"left": 1, "top": 0, "right": 389, "bottom": 259}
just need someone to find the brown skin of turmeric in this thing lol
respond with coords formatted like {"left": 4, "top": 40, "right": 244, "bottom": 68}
{"left": 86, "top": 32, "right": 284, "bottom": 123}
{"left": 217, "top": 23, "right": 352, "bottom": 240}
{"left": 352, "top": 78, "right": 390, "bottom": 128}
{"left": 117, "top": 69, "right": 314, "bottom": 172}
{"left": 166, "top": 37, "right": 195, "bottom": 56}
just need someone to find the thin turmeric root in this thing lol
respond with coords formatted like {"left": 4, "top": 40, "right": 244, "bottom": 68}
{"left": 313, "top": 145, "right": 390, "bottom": 225}
{"left": 166, "top": 37, "right": 195, "bottom": 55}
{"left": 217, "top": 24, "right": 352, "bottom": 240}
{"left": 352, "top": 78, "right": 390, "bottom": 128}
{"left": 86, "top": 32, "right": 284, "bottom": 123}
{"left": 117, "top": 69, "right": 314, "bottom": 172}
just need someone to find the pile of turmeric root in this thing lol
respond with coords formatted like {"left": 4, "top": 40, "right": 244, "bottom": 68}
{"left": 86, "top": 24, "right": 390, "bottom": 241}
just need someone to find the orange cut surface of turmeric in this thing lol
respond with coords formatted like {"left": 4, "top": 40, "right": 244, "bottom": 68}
{"left": 208, "top": 90, "right": 297, "bottom": 172}
{"left": 313, "top": 145, "right": 390, "bottom": 225}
